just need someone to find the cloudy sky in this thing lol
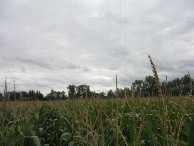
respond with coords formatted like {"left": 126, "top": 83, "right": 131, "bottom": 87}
{"left": 0, "top": 0, "right": 194, "bottom": 95}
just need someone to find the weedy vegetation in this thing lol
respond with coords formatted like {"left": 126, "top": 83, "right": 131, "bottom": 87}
{"left": 0, "top": 55, "right": 193, "bottom": 146}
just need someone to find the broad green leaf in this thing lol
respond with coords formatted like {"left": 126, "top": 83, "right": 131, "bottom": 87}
{"left": 188, "top": 114, "right": 194, "bottom": 146}
{"left": 24, "top": 136, "right": 41, "bottom": 146}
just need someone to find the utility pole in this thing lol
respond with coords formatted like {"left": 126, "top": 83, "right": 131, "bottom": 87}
{"left": 20, "top": 92, "right": 23, "bottom": 101}
{"left": 4, "top": 79, "right": 7, "bottom": 101}
{"left": 116, "top": 73, "right": 118, "bottom": 98}
{"left": 86, "top": 86, "right": 88, "bottom": 99}
{"left": 13, "top": 80, "right": 16, "bottom": 101}
{"left": 3, "top": 77, "right": 7, "bottom": 111}
{"left": 166, "top": 75, "right": 167, "bottom": 96}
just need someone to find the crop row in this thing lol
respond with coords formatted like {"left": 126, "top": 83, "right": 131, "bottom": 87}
{"left": 0, "top": 96, "right": 193, "bottom": 146}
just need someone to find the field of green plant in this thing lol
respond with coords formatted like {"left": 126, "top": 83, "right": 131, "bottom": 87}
{"left": 0, "top": 95, "right": 193, "bottom": 146}
{"left": 0, "top": 55, "right": 194, "bottom": 146}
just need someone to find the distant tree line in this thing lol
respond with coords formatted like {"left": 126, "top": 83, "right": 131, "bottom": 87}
{"left": 124, "top": 74, "right": 193, "bottom": 98}
{"left": 0, "top": 74, "right": 193, "bottom": 101}
{"left": 45, "top": 89, "right": 66, "bottom": 100}
{"left": 0, "top": 90, "right": 44, "bottom": 101}
{"left": 67, "top": 84, "right": 111, "bottom": 99}
{"left": 0, "top": 89, "right": 67, "bottom": 101}
{"left": 67, "top": 74, "right": 193, "bottom": 99}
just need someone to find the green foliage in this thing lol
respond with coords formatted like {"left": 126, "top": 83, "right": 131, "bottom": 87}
{"left": 188, "top": 114, "right": 194, "bottom": 146}
{"left": 0, "top": 97, "right": 193, "bottom": 145}
{"left": 67, "top": 85, "right": 94, "bottom": 99}
{"left": 46, "top": 89, "right": 66, "bottom": 100}
{"left": 67, "top": 85, "right": 77, "bottom": 99}
{"left": 0, "top": 93, "right": 3, "bottom": 101}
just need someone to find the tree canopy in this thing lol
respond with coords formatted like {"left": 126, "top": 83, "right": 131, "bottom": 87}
{"left": 0, "top": 74, "right": 193, "bottom": 101}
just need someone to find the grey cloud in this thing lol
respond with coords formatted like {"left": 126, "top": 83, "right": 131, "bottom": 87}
{"left": 83, "top": 67, "right": 90, "bottom": 72}
{"left": 181, "top": 59, "right": 194, "bottom": 68}
{"left": 16, "top": 57, "right": 52, "bottom": 69}
{"left": 0, "top": 0, "right": 194, "bottom": 95}
{"left": 66, "top": 64, "right": 80, "bottom": 70}
{"left": 13, "top": 67, "right": 26, "bottom": 73}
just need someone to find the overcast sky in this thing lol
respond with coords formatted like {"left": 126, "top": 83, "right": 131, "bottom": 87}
{"left": 0, "top": 0, "right": 194, "bottom": 95}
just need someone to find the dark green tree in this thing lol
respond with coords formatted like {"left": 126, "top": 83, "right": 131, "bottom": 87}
{"left": 0, "top": 93, "right": 3, "bottom": 101}
{"left": 67, "top": 85, "right": 76, "bottom": 99}
{"left": 107, "top": 89, "right": 115, "bottom": 98}
{"left": 76, "top": 85, "right": 90, "bottom": 98}
{"left": 61, "top": 91, "right": 66, "bottom": 100}
{"left": 144, "top": 76, "right": 157, "bottom": 96}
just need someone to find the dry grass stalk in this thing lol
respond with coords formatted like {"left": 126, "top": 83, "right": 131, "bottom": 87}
{"left": 85, "top": 104, "right": 89, "bottom": 142}
{"left": 104, "top": 109, "right": 128, "bottom": 145}
{"left": 148, "top": 55, "right": 162, "bottom": 97}
{"left": 175, "top": 113, "right": 184, "bottom": 146}
{"left": 136, "top": 107, "right": 146, "bottom": 146}
{"left": 166, "top": 109, "right": 173, "bottom": 145}
{"left": 114, "top": 124, "right": 128, "bottom": 145}
{"left": 115, "top": 74, "right": 119, "bottom": 144}
{"left": 172, "top": 78, "right": 184, "bottom": 145}
{"left": 131, "top": 82, "right": 136, "bottom": 145}
{"left": 99, "top": 103, "right": 105, "bottom": 145}
{"left": 165, "top": 76, "right": 167, "bottom": 97}
{"left": 145, "top": 122, "right": 161, "bottom": 146}
{"left": 88, "top": 113, "right": 97, "bottom": 145}
{"left": 188, "top": 72, "right": 193, "bottom": 113}
{"left": 148, "top": 55, "right": 170, "bottom": 139}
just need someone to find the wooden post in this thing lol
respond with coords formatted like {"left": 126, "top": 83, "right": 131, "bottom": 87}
{"left": 116, "top": 73, "right": 118, "bottom": 98}
{"left": 13, "top": 80, "right": 16, "bottom": 101}
{"left": 3, "top": 78, "right": 7, "bottom": 111}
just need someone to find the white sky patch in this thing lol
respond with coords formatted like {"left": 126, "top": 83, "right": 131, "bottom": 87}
{"left": 0, "top": 0, "right": 194, "bottom": 95}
